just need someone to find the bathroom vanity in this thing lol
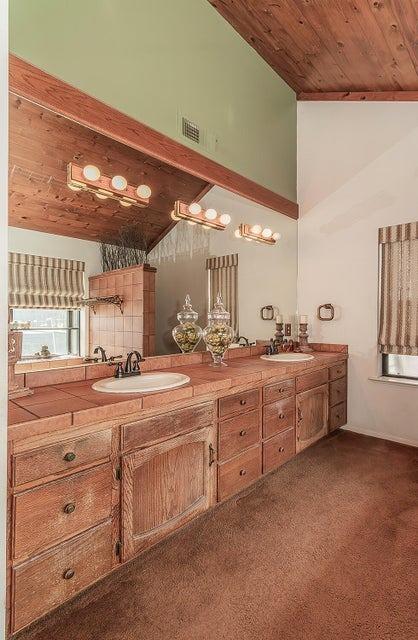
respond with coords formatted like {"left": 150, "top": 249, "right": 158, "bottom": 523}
{"left": 7, "top": 346, "right": 347, "bottom": 634}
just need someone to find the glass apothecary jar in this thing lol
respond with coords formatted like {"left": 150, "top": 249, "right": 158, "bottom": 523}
{"left": 172, "top": 294, "right": 203, "bottom": 353}
{"left": 203, "top": 293, "right": 234, "bottom": 366}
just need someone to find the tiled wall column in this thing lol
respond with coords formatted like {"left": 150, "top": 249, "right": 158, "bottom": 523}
{"left": 89, "top": 264, "right": 156, "bottom": 358}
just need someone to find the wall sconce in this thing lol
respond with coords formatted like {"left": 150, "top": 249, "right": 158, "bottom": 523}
{"left": 67, "top": 163, "right": 152, "bottom": 209}
{"left": 171, "top": 201, "right": 231, "bottom": 231}
{"left": 234, "top": 224, "right": 281, "bottom": 245}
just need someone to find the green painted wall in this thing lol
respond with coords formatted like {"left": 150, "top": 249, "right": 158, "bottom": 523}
{"left": 9, "top": 0, "right": 296, "bottom": 200}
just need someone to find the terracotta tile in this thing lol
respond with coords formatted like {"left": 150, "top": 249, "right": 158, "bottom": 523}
{"left": 85, "top": 363, "right": 113, "bottom": 380}
{"left": 106, "top": 317, "right": 114, "bottom": 332}
{"left": 115, "top": 332, "right": 125, "bottom": 349}
{"left": 123, "top": 272, "right": 133, "bottom": 287}
{"left": 131, "top": 334, "right": 144, "bottom": 350}
{"left": 132, "top": 268, "right": 143, "bottom": 285}
{"left": 124, "top": 316, "right": 133, "bottom": 332}
{"left": 192, "top": 378, "right": 232, "bottom": 396}
{"left": 8, "top": 402, "right": 37, "bottom": 425}
{"left": 170, "top": 353, "right": 203, "bottom": 368}
{"left": 132, "top": 300, "right": 143, "bottom": 316}
{"left": 73, "top": 397, "right": 142, "bottom": 426}
{"left": 123, "top": 332, "right": 133, "bottom": 348}
{"left": 228, "top": 346, "right": 252, "bottom": 360}
{"left": 114, "top": 316, "right": 124, "bottom": 332}
{"left": 26, "top": 367, "right": 85, "bottom": 389}
{"left": 132, "top": 316, "right": 142, "bottom": 332}
{"left": 132, "top": 284, "right": 142, "bottom": 301}
{"left": 141, "top": 355, "right": 172, "bottom": 372}
{"left": 13, "top": 387, "right": 75, "bottom": 407}
{"left": 142, "top": 386, "right": 193, "bottom": 410}
{"left": 8, "top": 413, "right": 73, "bottom": 442}
{"left": 28, "top": 397, "right": 97, "bottom": 418}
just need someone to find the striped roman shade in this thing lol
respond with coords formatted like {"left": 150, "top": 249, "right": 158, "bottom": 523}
{"left": 8, "top": 253, "right": 86, "bottom": 309}
{"left": 206, "top": 254, "right": 238, "bottom": 336}
{"left": 378, "top": 222, "right": 418, "bottom": 356}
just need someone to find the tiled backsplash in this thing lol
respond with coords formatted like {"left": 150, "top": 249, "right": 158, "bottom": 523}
{"left": 89, "top": 264, "right": 156, "bottom": 358}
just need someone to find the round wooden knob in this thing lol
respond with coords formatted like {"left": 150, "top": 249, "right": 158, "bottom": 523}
{"left": 278, "top": 413, "right": 285, "bottom": 419}
{"left": 239, "top": 430, "right": 247, "bottom": 436}
{"left": 63, "top": 569, "right": 75, "bottom": 580}
{"left": 279, "top": 388, "right": 285, "bottom": 393}
{"left": 63, "top": 503, "right": 76, "bottom": 514}
{"left": 239, "top": 469, "right": 247, "bottom": 476}
{"left": 240, "top": 399, "right": 247, "bottom": 406}
{"left": 63, "top": 452, "right": 76, "bottom": 462}
{"left": 278, "top": 446, "right": 285, "bottom": 453}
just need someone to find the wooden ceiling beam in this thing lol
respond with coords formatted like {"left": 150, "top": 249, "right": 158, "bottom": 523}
{"left": 9, "top": 54, "right": 298, "bottom": 219}
{"left": 298, "top": 91, "right": 418, "bottom": 101}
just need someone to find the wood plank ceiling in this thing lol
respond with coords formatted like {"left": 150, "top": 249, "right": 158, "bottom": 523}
{"left": 9, "top": 95, "right": 211, "bottom": 247}
{"left": 208, "top": 0, "right": 418, "bottom": 98}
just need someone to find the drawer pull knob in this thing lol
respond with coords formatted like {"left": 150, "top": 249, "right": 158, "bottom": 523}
{"left": 336, "top": 414, "right": 340, "bottom": 419}
{"left": 239, "top": 469, "right": 247, "bottom": 476}
{"left": 239, "top": 429, "right": 247, "bottom": 436}
{"left": 278, "top": 446, "right": 285, "bottom": 453}
{"left": 279, "top": 388, "right": 285, "bottom": 393}
{"left": 240, "top": 399, "right": 247, "bottom": 406}
{"left": 278, "top": 413, "right": 285, "bottom": 419}
{"left": 63, "top": 503, "right": 76, "bottom": 514}
{"left": 63, "top": 452, "right": 76, "bottom": 462}
{"left": 63, "top": 569, "right": 75, "bottom": 580}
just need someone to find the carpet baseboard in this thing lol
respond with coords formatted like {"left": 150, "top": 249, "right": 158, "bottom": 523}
{"left": 342, "top": 425, "right": 418, "bottom": 448}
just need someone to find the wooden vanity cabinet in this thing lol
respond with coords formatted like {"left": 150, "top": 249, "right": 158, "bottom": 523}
{"left": 121, "top": 424, "right": 216, "bottom": 561}
{"left": 296, "top": 383, "right": 329, "bottom": 452}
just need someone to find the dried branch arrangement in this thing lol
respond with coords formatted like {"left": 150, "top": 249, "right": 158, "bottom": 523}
{"left": 101, "top": 223, "right": 151, "bottom": 272}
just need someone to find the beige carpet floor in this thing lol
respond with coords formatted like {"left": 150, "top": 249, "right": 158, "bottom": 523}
{"left": 17, "top": 430, "right": 418, "bottom": 640}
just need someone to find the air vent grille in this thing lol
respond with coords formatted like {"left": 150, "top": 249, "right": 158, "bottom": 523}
{"left": 182, "top": 117, "right": 200, "bottom": 144}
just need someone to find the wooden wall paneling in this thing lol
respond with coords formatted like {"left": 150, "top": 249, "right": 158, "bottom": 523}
{"left": 9, "top": 55, "right": 298, "bottom": 219}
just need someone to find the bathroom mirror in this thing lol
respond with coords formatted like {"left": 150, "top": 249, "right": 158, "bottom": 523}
{"left": 8, "top": 93, "right": 298, "bottom": 361}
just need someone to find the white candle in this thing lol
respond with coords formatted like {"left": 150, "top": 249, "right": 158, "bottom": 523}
{"left": 276, "top": 314, "right": 283, "bottom": 323}
{"left": 299, "top": 315, "right": 308, "bottom": 324}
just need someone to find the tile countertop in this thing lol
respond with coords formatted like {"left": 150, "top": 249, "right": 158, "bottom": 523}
{"left": 8, "top": 351, "right": 348, "bottom": 442}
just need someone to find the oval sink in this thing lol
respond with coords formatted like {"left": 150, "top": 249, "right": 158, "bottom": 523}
{"left": 92, "top": 372, "right": 190, "bottom": 394}
{"left": 260, "top": 353, "right": 314, "bottom": 363}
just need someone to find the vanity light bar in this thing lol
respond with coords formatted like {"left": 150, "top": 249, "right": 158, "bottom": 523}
{"left": 235, "top": 224, "right": 281, "bottom": 245}
{"left": 171, "top": 201, "right": 231, "bottom": 231}
{"left": 67, "top": 163, "right": 152, "bottom": 209}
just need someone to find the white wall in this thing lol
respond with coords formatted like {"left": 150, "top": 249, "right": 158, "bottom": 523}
{"left": 297, "top": 101, "right": 418, "bottom": 446}
{"left": 150, "top": 186, "right": 298, "bottom": 354}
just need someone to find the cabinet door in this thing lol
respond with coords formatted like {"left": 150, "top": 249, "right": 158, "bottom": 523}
{"left": 122, "top": 426, "right": 216, "bottom": 560}
{"left": 296, "top": 384, "right": 329, "bottom": 453}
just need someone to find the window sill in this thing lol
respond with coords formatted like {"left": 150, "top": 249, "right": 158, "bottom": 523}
{"left": 369, "top": 376, "right": 418, "bottom": 388}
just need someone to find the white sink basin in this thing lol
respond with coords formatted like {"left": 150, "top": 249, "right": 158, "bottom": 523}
{"left": 92, "top": 372, "right": 190, "bottom": 394}
{"left": 260, "top": 353, "right": 314, "bottom": 363}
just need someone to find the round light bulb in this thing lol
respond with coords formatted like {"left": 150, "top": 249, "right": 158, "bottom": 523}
{"left": 272, "top": 232, "right": 281, "bottom": 241}
{"left": 219, "top": 213, "right": 231, "bottom": 225}
{"left": 136, "top": 184, "right": 152, "bottom": 199}
{"left": 262, "top": 228, "right": 273, "bottom": 239}
{"left": 204, "top": 208, "right": 217, "bottom": 221}
{"left": 188, "top": 202, "right": 202, "bottom": 215}
{"left": 68, "top": 184, "right": 82, "bottom": 192}
{"left": 82, "top": 165, "right": 101, "bottom": 181}
{"left": 250, "top": 224, "right": 262, "bottom": 235}
{"left": 234, "top": 229, "right": 242, "bottom": 238}
{"left": 120, "top": 200, "right": 132, "bottom": 207}
{"left": 95, "top": 193, "right": 108, "bottom": 200}
{"left": 245, "top": 237, "right": 252, "bottom": 242}
{"left": 187, "top": 220, "right": 196, "bottom": 226}
{"left": 111, "top": 175, "right": 128, "bottom": 191}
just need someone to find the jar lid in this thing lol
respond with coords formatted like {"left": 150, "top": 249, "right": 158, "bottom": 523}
{"left": 177, "top": 294, "right": 198, "bottom": 323}
{"left": 208, "top": 292, "right": 230, "bottom": 323}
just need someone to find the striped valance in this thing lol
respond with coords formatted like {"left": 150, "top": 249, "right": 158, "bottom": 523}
{"left": 378, "top": 222, "right": 418, "bottom": 356}
{"left": 206, "top": 253, "right": 238, "bottom": 270}
{"left": 9, "top": 252, "right": 86, "bottom": 309}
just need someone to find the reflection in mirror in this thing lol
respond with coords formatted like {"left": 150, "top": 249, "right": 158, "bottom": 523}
{"left": 8, "top": 94, "right": 297, "bottom": 367}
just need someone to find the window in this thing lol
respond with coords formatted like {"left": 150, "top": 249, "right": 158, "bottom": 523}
{"left": 378, "top": 221, "right": 418, "bottom": 381}
{"left": 11, "top": 308, "right": 81, "bottom": 358}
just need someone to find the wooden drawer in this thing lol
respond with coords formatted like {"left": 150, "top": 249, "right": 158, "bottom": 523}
{"left": 13, "top": 463, "right": 112, "bottom": 562}
{"left": 218, "top": 445, "right": 262, "bottom": 502}
{"left": 13, "top": 429, "right": 112, "bottom": 487}
{"left": 218, "top": 389, "right": 259, "bottom": 419}
{"left": 329, "top": 402, "right": 347, "bottom": 432}
{"left": 263, "top": 427, "right": 295, "bottom": 474}
{"left": 123, "top": 402, "right": 213, "bottom": 451}
{"left": 329, "top": 377, "right": 347, "bottom": 407}
{"left": 263, "top": 396, "right": 295, "bottom": 439}
{"left": 296, "top": 368, "right": 328, "bottom": 393}
{"left": 263, "top": 378, "right": 295, "bottom": 404}
{"left": 12, "top": 520, "right": 113, "bottom": 633}
{"left": 329, "top": 361, "right": 347, "bottom": 381}
{"left": 218, "top": 410, "right": 261, "bottom": 462}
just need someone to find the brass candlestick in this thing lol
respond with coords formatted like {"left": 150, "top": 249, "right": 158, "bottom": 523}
{"left": 298, "top": 323, "right": 313, "bottom": 353}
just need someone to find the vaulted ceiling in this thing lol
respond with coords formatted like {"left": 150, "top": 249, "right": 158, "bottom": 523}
{"left": 9, "top": 95, "right": 211, "bottom": 248}
{"left": 209, "top": 0, "right": 418, "bottom": 98}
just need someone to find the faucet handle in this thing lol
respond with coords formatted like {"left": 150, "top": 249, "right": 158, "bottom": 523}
{"left": 113, "top": 362, "right": 124, "bottom": 378}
